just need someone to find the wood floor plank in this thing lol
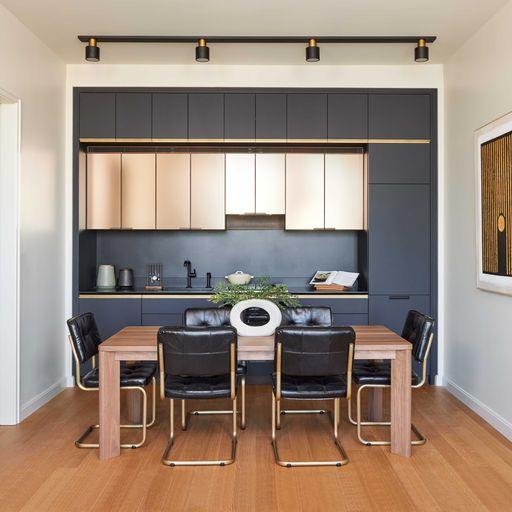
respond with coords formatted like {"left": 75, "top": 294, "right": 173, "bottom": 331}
{"left": 0, "top": 386, "right": 512, "bottom": 511}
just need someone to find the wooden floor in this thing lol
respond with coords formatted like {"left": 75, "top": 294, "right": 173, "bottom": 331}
{"left": 1, "top": 386, "right": 512, "bottom": 511}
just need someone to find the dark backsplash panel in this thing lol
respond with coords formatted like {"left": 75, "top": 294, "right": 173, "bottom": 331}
{"left": 92, "top": 229, "right": 361, "bottom": 289}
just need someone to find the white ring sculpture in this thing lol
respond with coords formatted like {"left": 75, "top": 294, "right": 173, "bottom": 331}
{"left": 229, "top": 299, "right": 283, "bottom": 337}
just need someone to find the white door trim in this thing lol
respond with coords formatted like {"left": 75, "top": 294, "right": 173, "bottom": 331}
{"left": 0, "top": 88, "right": 21, "bottom": 424}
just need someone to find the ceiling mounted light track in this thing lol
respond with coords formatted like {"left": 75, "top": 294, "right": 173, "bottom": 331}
{"left": 78, "top": 35, "right": 436, "bottom": 63}
{"left": 415, "top": 38, "right": 429, "bottom": 63}
{"left": 306, "top": 38, "right": 320, "bottom": 62}
{"left": 195, "top": 38, "right": 210, "bottom": 62}
{"left": 85, "top": 38, "right": 100, "bottom": 62}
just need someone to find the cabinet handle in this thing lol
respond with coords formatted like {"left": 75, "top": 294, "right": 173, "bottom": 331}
{"left": 388, "top": 295, "right": 410, "bottom": 300}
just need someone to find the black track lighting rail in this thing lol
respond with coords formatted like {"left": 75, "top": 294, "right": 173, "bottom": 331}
{"left": 78, "top": 35, "right": 436, "bottom": 44}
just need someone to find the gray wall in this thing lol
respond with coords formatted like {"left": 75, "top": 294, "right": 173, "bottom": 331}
{"left": 94, "top": 229, "right": 359, "bottom": 288}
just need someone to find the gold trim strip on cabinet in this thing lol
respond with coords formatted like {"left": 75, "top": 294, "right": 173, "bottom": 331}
{"left": 295, "top": 294, "right": 368, "bottom": 299}
{"left": 143, "top": 294, "right": 213, "bottom": 299}
{"left": 78, "top": 294, "right": 143, "bottom": 299}
{"left": 79, "top": 138, "right": 430, "bottom": 145}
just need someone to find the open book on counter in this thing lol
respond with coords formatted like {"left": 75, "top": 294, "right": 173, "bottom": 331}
{"left": 309, "top": 270, "right": 360, "bottom": 290}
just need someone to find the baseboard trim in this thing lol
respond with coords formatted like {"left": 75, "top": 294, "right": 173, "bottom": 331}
{"left": 445, "top": 378, "right": 512, "bottom": 441}
{"left": 20, "top": 378, "right": 66, "bottom": 421}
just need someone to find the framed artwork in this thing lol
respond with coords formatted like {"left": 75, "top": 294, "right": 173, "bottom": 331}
{"left": 475, "top": 111, "right": 512, "bottom": 295}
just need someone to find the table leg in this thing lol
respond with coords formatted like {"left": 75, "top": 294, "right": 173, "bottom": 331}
{"left": 391, "top": 350, "right": 412, "bottom": 456}
{"left": 367, "top": 388, "right": 384, "bottom": 421}
{"left": 99, "top": 351, "right": 120, "bottom": 460}
{"left": 125, "top": 390, "right": 142, "bottom": 424}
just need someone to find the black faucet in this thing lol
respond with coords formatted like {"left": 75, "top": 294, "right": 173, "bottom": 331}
{"left": 184, "top": 260, "right": 196, "bottom": 288}
{"left": 206, "top": 272, "right": 212, "bottom": 289}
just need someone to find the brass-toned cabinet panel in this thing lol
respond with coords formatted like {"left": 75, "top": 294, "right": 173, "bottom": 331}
{"left": 226, "top": 154, "right": 255, "bottom": 214}
{"left": 285, "top": 154, "right": 324, "bottom": 230}
{"left": 86, "top": 153, "right": 121, "bottom": 229}
{"left": 325, "top": 154, "right": 364, "bottom": 230}
{"left": 191, "top": 154, "right": 225, "bottom": 230}
{"left": 256, "top": 154, "right": 285, "bottom": 214}
{"left": 121, "top": 154, "right": 156, "bottom": 229}
{"left": 156, "top": 154, "right": 191, "bottom": 229}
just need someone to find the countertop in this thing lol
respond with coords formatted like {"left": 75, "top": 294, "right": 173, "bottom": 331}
{"left": 79, "top": 286, "right": 368, "bottom": 297}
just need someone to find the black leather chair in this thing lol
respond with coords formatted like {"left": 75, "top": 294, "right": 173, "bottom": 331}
{"left": 280, "top": 306, "right": 332, "bottom": 327}
{"left": 348, "top": 310, "right": 435, "bottom": 446}
{"left": 66, "top": 313, "right": 157, "bottom": 449}
{"left": 271, "top": 326, "right": 355, "bottom": 467}
{"left": 158, "top": 326, "right": 239, "bottom": 467}
{"left": 184, "top": 307, "right": 247, "bottom": 430}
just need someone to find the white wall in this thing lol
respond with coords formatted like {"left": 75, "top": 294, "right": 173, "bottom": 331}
{"left": 0, "top": 4, "right": 66, "bottom": 419}
{"left": 65, "top": 63, "right": 445, "bottom": 383}
{"left": 445, "top": 0, "right": 512, "bottom": 439}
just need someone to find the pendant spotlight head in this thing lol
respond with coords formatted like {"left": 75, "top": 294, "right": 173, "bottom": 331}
{"left": 85, "top": 38, "right": 100, "bottom": 62}
{"left": 415, "top": 38, "right": 429, "bottom": 63}
{"left": 306, "top": 38, "right": 320, "bottom": 62}
{"left": 196, "top": 38, "right": 210, "bottom": 62}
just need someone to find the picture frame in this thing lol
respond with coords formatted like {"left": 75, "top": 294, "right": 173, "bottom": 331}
{"left": 475, "top": 110, "right": 512, "bottom": 295}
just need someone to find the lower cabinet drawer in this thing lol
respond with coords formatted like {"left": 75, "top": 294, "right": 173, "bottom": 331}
{"left": 332, "top": 313, "right": 368, "bottom": 326}
{"left": 142, "top": 314, "right": 183, "bottom": 326}
{"left": 141, "top": 298, "right": 212, "bottom": 314}
{"left": 297, "top": 297, "right": 368, "bottom": 315}
{"left": 369, "top": 294, "right": 430, "bottom": 334}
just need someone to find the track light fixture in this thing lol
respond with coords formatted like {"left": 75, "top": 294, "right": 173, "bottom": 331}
{"left": 196, "top": 38, "right": 210, "bottom": 62}
{"left": 85, "top": 38, "right": 100, "bottom": 62}
{"left": 79, "top": 36, "right": 436, "bottom": 63}
{"left": 415, "top": 38, "right": 429, "bottom": 63}
{"left": 306, "top": 38, "right": 320, "bottom": 62}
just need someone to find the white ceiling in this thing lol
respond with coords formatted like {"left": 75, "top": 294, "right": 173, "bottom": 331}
{"left": 1, "top": 0, "right": 507, "bottom": 65}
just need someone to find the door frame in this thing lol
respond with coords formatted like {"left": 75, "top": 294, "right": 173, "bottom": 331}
{"left": 0, "top": 88, "right": 21, "bottom": 424}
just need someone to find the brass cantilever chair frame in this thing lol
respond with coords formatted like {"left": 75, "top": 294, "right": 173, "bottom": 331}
{"left": 183, "top": 308, "right": 246, "bottom": 430}
{"left": 272, "top": 334, "right": 354, "bottom": 467}
{"left": 347, "top": 332, "right": 434, "bottom": 446}
{"left": 68, "top": 335, "right": 156, "bottom": 449}
{"left": 158, "top": 333, "right": 238, "bottom": 467}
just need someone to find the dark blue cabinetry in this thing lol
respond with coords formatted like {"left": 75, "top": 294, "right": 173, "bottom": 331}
{"left": 115, "top": 93, "right": 152, "bottom": 139}
{"left": 327, "top": 94, "right": 368, "bottom": 139}
{"left": 225, "top": 94, "right": 255, "bottom": 139}
{"left": 188, "top": 93, "right": 224, "bottom": 138}
{"left": 152, "top": 93, "right": 188, "bottom": 139}
{"left": 255, "top": 94, "right": 286, "bottom": 139}
{"left": 369, "top": 295, "right": 430, "bottom": 334}
{"left": 287, "top": 94, "right": 327, "bottom": 139}
{"left": 79, "top": 93, "right": 116, "bottom": 138}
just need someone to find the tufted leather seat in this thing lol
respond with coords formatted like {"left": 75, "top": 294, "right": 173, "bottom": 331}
{"left": 274, "top": 326, "right": 355, "bottom": 399}
{"left": 280, "top": 307, "right": 332, "bottom": 327}
{"left": 82, "top": 364, "right": 156, "bottom": 389}
{"left": 164, "top": 374, "right": 234, "bottom": 399}
{"left": 352, "top": 361, "right": 420, "bottom": 386}
{"left": 272, "top": 374, "right": 347, "bottom": 399}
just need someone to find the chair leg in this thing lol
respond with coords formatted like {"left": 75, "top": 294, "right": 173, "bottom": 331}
{"left": 75, "top": 386, "right": 149, "bottom": 449}
{"left": 355, "top": 384, "right": 427, "bottom": 446}
{"left": 181, "top": 400, "right": 187, "bottom": 430}
{"left": 271, "top": 393, "right": 349, "bottom": 468}
{"left": 241, "top": 376, "right": 246, "bottom": 430}
{"left": 161, "top": 397, "right": 238, "bottom": 467}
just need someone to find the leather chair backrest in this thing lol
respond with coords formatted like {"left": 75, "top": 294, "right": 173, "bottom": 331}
{"left": 158, "top": 326, "right": 237, "bottom": 377}
{"left": 401, "top": 310, "right": 435, "bottom": 363}
{"left": 184, "top": 307, "right": 231, "bottom": 327}
{"left": 280, "top": 307, "right": 332, "bottom": 327}
{"left": 275, "top": 326, "right": 355, "bottom": 377}
{"left": 66, "top": 312, "right": 102, "bottom": 364}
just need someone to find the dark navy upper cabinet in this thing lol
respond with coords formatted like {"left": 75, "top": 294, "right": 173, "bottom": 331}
{"left": 369, "top": 295, "right": 430, "bottom": 334}
{"left": 256, "top": 94, "right": 286, "bottom": 139}
{"left": 116, "top": 93, "right": 152, "bottom": 138}
{"left": 369, "top": 143, "right": 430, "bottom": 184}
{"left": 188, "top": 93, "right": 224, "bottom": 139}
{"left": 369, "top": 94, "right": 430, "bottom": 139}
{"left": 79, "top": 93, "right": 116, "bottom": 138}
{"left": 225, "top": 94, "right": 255, "bottom": 139}
{"left": 369, "top": 184, "right": 430, "bottom": 294}
{"left": 328, "top": 94, "right": 368, "bottom": 139}
{"left": 152, "top": 93, "right": 188, "bottom": 139}
{"left": 78, "top": 298, "right": 141, "bottom": 339}
{"left": 287, "top": 93, "right": 327, "bottom": 139}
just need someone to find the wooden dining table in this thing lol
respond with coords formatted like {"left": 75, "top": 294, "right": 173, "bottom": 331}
{"left": 98, "top": 325, "right": 412, "bottom": 460}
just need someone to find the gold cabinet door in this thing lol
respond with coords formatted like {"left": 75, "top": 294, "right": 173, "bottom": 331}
{"left": 226, "top": 154, "right": 255, "bottom": 214}
{"left": 121, "top": 153, "right": 156, "bottom": 229}
{"left": 325, "top": 154, "right": 364, "bottom": 230}
{"left": 191, "top": 154, "right": 225, "bottom": 230}
{"left": 86, "top": 153, "right": 121, "bottom": 229}
{"left": 285, "top": 153, "right": 324, "bottom": 230}
{"left": 256, "top": 154, "right": 285, "bottom": 214}
{"left": 156, "top": 154, "right": 191, "bottom": 229}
